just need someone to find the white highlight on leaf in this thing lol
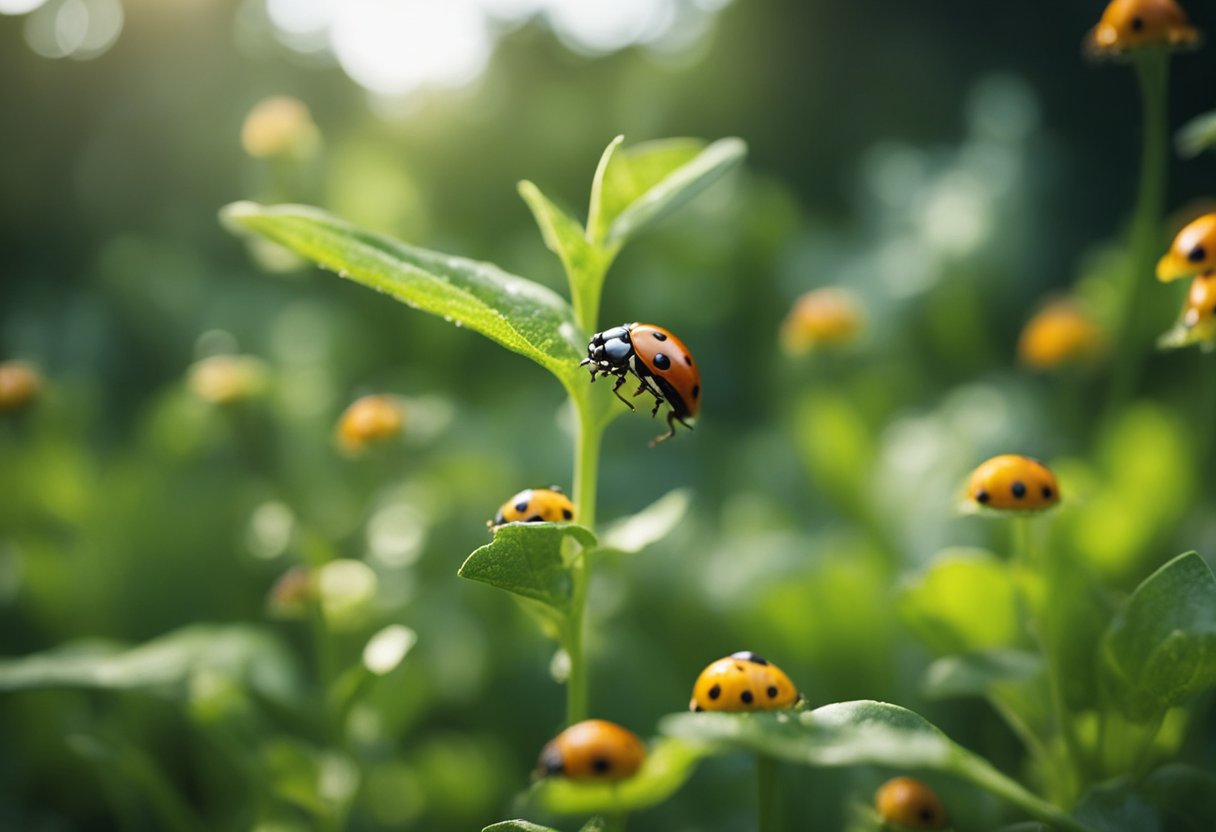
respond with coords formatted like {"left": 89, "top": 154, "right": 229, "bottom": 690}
{"left": 362, "top": 624, "right": 417, "bottom": 675}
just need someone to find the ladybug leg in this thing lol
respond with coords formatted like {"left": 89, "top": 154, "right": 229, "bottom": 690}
{"left": 650, "top": 397, "right": 662, "bottom": 418}
{"left": 649, "top": 411, "right": 678, "bottom": 446}
{"left": 611, "top": 374, "right": 636, "bottom": 411}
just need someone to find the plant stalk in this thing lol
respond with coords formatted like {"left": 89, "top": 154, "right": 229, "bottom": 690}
{"left": 1107, "top": 48, "right": 1170, "bottom": 411}
{"left": 757, "top": 755, "right": 780, "bottom": 832}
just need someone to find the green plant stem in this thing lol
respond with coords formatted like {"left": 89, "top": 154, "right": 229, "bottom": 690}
{"left": 1107, "top": 48, "right": 1169, "bottom": 412}
{"left": 756, "top": 755, "right": 780, "bottom": 832}
{"left": 960, "top": 751, "right": 1093, "bottom": 832}
{"left": 1012, "top": 517, "right": 1088, "bottom": 804}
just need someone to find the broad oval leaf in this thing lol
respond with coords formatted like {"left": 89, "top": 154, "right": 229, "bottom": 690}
{"left": 0, "top": 624, "right": 299, "bottom": 703}
{"left": 588, "top": 137, "right": 747, "bottom": 249}
{"left": 898, "top": 549, "right": 1022, "bottom": 654}
{"left": 458, "top": 523, "right": 597, "bottom": 615}
{"left": 527, "top": 738, "right": 703, "bottom": 815}
{"left": 661, "top": 701, "right": 1090, "bottom": 832}
{"left": 221, "top": 202, "right": 584, "bottom": 383}
{"left": 1102, "top": 551, "right": 1216, "bottom": 720}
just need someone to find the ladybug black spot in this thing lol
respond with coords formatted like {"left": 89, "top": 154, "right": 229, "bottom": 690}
{"left": 692, "top": 703, "right": 703, "bottom": 712}
{"left": 562, "top": 508, "right": 573, "bottom": 519}
{"left": 526, "top": 514, "right": 544, "bottom": 522}
{"left": 741, "top": 690, "right": 754, "bottom": 705}
{"left": 767, "top": 685, "right": 778, "bottom": 698}
{"left": 653, "top": 353, "right": 671, "bottom": 371}
{"left": 692, "top": 384, "right": 700, "bottom": 399}
{"left": 976, "top": 490, "right": 990, "bottom": 504}
{"left": 919, "top": 807, "right": 937, "bottom": 823}
{"left": 1012, "top": 481, "right": 1027, "bottom": 499}
{"left": 732, "top": 651, "right": 768, "bottom": 665}
{"left": 1131, "top": 15, "right": 1144, "bottom": 31}
{"left": 592, "top": 757, "right": 611, "bottom": 774}
{"left": 1042, "top": 485, "right": 1053, "bottom": 500}
{"left": 683, "top": 354, "right": 693, "bottom": 366}
{"left": 708, "top": 684, "right": 721, "bottom": 700}
{"left": 652, "top": 331, "right": 668, "bottom": 341}
{"left": 1190, "top": 245, "right": 1207, "bottom": 263}
{"left": 515, "top": 501, "right": 529, "bottom": 512}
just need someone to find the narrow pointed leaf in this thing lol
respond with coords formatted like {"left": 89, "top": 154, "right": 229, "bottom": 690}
{"left": 482, "top": 821, "right": 563, "bottom": 832}
{"left": 459, "top": 523, "right": 596, "bottom": 614}
{"left": 518, "top": 181, "right": 600, "bottom": 287}
{"left": 221, "top": 202, "right": 583, "bottom": 382}
{"left": 599, "top": 488, "right": 691, "bottom": 555}
{"left": 1102, "top": 551, "right": 1216, "bottom": 720}
{"left": 594, "top": 137, "right": 746, "bottom": 248}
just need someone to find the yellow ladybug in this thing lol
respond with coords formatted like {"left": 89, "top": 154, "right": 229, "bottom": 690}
{"left": 1086, "top": 0, "right": 1200, "bottom": 57}
{"left": 491, "top": 487, "right": 574, "bottom": 526}
{"left": 1180, "top": 272, "right": 1216, "bottom": 331}
{"left": 875, "top": 777, "right": 948, "bottom": 830}
{"left": 1157, "top": 213, "right": 1216, "bottom": 283}
{"left": 966, "top": 455, "right": 1060, "bottom": 512}
{"left": 689, "top": 651, "right": 800, "bottom": 712}
{"left": 1017, "top": 300, "right": 1106, "bottom": 370}
{"left": 535, "top": 719, "right": 646, "bottom": 781}
{"left": 336, "top": 394, "right": 406, "bottom": 454}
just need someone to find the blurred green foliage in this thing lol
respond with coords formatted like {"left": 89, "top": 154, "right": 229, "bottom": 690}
{"left": 4, "top": 1, "right": 1216, "bottom": 831}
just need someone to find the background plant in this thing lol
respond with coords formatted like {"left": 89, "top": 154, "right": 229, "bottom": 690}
{"left": 3, "top": 2, "right": 1216, "bottom": 831}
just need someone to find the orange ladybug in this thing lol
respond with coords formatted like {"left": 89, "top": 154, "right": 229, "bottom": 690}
{"left": 535, "top": 719, "right": 646, "bottom": 781}
{"left": 689, "top": 651, "right": 800, "bottom": 712}
{"left": 1158, "top": 213, "right": 1216, "bottom": 283}
{"left": 1017, "top": 300, "right": 1106, "bottom": 369}
{"left": 580, "top": 323, "right": 700, "bottom": 444}
{"left": 875, "top": 777, "right": 948, "bottom": 830}
{"left": 0, "top": 361, "right": 41, "bottom": 413}
{"left": 1087, "top": 0, "right": 1200, "bottom": 56}
{"left": 966, "top": 454, "right": 1060, "bottom": 512}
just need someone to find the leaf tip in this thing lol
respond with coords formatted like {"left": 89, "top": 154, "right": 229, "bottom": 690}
{"left": 218, "top": 200, "right": 264, "bottom": 233}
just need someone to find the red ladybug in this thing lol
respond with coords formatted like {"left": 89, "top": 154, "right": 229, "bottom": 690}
{"left": 580, "top": 322, "right": 700, "bottom": 444}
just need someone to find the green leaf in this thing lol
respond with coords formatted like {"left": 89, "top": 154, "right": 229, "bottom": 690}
{"left": 922, "top": 650, "right": 1043, "bottom": 700}
{"left": 1175, "top": 108, "right": 1216, "bottom": 158}
{"left": 660, "top": 702, "right": 1090, "bottom": 832}
{"left": 458, "top": 523, "right": 597, "bottom": 615}
{"left": 898, "top": 549, "right": 1022, "bottom": 654}
{"left": 528, "top": 737, "right": 704, "bottom": 815}
{"left": 1102, "top": 552, "right": 1216, "bottom": 720}
{"left": 599, "top": 489, "right": 691, "bottom": 555}
{"left": 482, "top": 821, "right": 563, "bottom": 832}
{"left": 518, "top": 180, "right": 601, "bottom": 286}
{"left": 588, "top": 137, "right": 746, "bottom": 249}
{"left": 0, "top": 624, "right": 299, "bottom": 702}
{"left": 221, "top": 202, "right": 583, "bottom": 384}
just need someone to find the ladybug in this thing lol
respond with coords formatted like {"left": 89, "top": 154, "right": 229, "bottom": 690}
{"left": 1158, "top": 213, "right": 1216, "bottom": 283}
{"left": 1181, "top": 272, "right": 1216, "bottom": 331}
{"left": 1087, "top": 0, "right": 1199, "bottom": 56}
{"left": 966, "top": 454, "right": 1060, "bottom": 512}
{"left": 491, "top": 486, "right": 574, "bottom": 527}
{"left": 1017, "top": 300, "right": 1105, "bottom": 370}
{"left": 875, "top": 777, "right": 948, "bottom": 830}
{"left": 580, "top": 322, "right": 700, "bottom": 444}
{"left": 336, "top": 394, "right": 405, "bottom": 454}
{"left": 535, "top": 719, "right": 646, "bottom": 781}
{"left": 689, "top": 651, "right": 800, "bottom": 712}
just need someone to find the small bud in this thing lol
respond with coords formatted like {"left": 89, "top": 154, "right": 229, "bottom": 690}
{"left": 1017, "top": 300, "right": 1106, "bottom": 370}
{"left": 780, "top": 288, "right": 863, "bottom": 355}
{"left": 0, "top": 361, "right": 41, "bottom": 412}
{"left": 241, "top": 96, "right": 320, "bottom": 160}
{"left": 267, "top": 566, "right": 315, "bottom": 619}
{"left": 336, "top": 395, "right": 406, "bottom": 455}
{"left": 187, "top": 355, "right": 268, "bottom": 405}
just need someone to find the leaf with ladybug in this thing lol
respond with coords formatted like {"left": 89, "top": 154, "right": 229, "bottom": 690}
{"left": 221, "top": 202, "right": 585, "bottom": 385}
{"left": 660, "top": 701, "right": 1091, "bottom": 832}
{"left": 459, "top": 523, "right": 597, "bottom": 626}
